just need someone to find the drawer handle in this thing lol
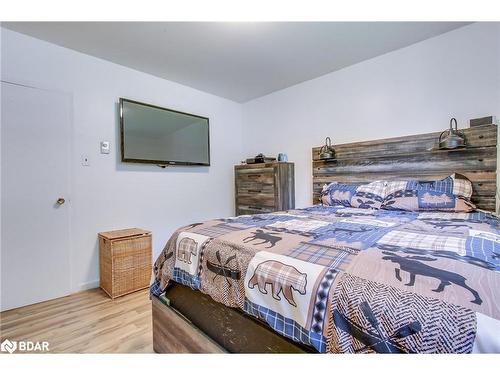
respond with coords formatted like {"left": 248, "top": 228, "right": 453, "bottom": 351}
{"left": 248, "top": 189, "right": 262, "bottom": 193}
{"left": 247, "top": 174, "right": 260, "bottom": 178}
{"left": 248, "top": 206, "right": 263, "bottom": 210}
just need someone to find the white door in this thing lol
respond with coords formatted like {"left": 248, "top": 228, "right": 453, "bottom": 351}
{"left": 1, "top": 81, "right": 72, "bottom": 311}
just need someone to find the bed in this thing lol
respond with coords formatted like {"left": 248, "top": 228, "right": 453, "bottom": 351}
{"left": 151, "top": 124, "right": 500, "bottom": 353}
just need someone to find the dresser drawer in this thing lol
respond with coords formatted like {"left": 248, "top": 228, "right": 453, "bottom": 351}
{"left": 236, "top": 205, "right": 274, "bottom": 215}
{"left": 236, "top": 172, "right": 275, "bottom": 186}
{"left": 237, "top": 181, "right": 275, "bottom": 195}
{"left": 236, "top": 166, "right": 274, "bottom": 175}
{"left": 235, "top": 167, "right": 275, "bottom": 198}
{"left": 236, "top": 193, "right": 276, "bottom": 208}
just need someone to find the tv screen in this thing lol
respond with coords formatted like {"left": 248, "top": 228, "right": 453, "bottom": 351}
{"left": 120, "top": 98, "right": 210, "bottom": 166}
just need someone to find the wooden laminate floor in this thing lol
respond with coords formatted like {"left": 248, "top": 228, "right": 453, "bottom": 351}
{"left": 0, "top": 288, "right": 153, "bottom": 353}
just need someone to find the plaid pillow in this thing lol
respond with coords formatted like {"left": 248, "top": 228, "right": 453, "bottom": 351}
{"left": 381, "top": 174, "right": 475, "bottom": 212}
{"left": 451, "top": 173, "right": 473, "bottom": 199}
{"left": 350, "top": 180, "right": 386, "bottom": 209}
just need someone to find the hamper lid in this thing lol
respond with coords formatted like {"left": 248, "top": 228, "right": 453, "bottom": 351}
{"left": 98, "top": 228, "right": 150, "bottom": 240}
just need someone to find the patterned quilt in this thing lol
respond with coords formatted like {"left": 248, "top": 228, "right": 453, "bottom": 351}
{"left": 151, "top": 205, "right": 500, "bottom": 353}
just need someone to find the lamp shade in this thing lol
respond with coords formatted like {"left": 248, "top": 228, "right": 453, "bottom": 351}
{"left": 319, "top": 137, "right": 335, "bottom": 159}
{"left": 438, "top": 118, "right": 466, "bottom": 149}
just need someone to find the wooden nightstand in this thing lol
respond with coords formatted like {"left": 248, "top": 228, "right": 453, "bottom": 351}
{"left": 98, "top": 228, "right": 152, "bottom": 299}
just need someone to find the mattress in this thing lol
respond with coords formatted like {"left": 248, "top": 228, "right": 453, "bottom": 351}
{"left": 152, "top": 205, "right": 500, "bottom": 353}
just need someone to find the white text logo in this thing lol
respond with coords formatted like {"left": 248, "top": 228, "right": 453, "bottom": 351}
{"left": 1, "top": 339, "right": 49, "bottom": 353}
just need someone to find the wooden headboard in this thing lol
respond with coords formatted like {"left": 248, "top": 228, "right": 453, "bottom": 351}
{"left": 312, "top": 124, "right": 497, "bottom": 212}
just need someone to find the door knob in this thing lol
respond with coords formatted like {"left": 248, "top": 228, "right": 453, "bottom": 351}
{"left": 56, "top": 197, "right": 66, "bottom": 205}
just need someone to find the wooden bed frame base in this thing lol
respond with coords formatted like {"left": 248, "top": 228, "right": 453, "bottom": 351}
{"left": 152, "top": 284, "right": 313, "bottom": 353}
{"left": 152, "top": 296, "right": 225, "bottom": 353}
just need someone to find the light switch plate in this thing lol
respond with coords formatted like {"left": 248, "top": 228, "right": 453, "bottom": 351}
{"left": 100, "top": 141, "right": 110, "bottom": 154}
{"left": 81, "top": 154, "right": 90, "bottom": 166}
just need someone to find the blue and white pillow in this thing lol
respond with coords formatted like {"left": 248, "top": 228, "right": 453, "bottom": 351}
{"left": 320, "top": 181, "right": 386, "bottom": 209}
{"left": 381, "top": 174, "right": 475, "bottom": 212}
{"left": 320, "top": 182, "right": 358, "bottom": 207}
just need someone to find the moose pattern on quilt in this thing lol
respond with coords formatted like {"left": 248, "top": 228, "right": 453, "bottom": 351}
{"left": 152, "top": 205, "right": 500, "bottom": 353}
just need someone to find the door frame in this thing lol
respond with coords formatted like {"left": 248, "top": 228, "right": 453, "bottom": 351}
{"left": 1, "top": 78, "right": 75, "bottom": 297}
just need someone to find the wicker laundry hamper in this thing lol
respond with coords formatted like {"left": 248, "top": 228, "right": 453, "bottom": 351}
{"left": 98, "top": 228, "right": 152, "bottom": 298}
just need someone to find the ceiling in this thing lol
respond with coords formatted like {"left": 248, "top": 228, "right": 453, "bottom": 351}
{"left": 2, "top": 22, "right": 471, "bottom": 102}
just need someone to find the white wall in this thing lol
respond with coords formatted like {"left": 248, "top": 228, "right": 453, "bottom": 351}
{"left": 2, "top": 22, "right": 499, "bottom": 296}
{"left": 242, "top": 22, "right": 500, "bottom": 209}
{"left": 1, "top": 28, "right": 243, "bottom": 292}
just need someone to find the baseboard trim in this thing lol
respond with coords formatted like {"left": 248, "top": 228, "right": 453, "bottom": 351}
{"left": 76, "top": 279, "right": 99, "bottom": 292}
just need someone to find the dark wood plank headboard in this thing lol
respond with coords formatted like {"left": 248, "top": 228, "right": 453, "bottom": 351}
{"left": 312, "top": 124, "right": 497, "bottom": 211}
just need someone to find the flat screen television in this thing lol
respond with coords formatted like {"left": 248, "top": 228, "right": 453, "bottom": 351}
{"left": 120, "top": 98, "right": 210, "bottom": 166}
